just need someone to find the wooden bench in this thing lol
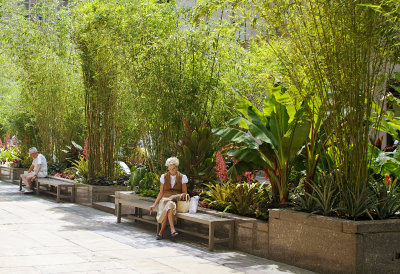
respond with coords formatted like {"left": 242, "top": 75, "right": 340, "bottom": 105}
{"left": 116, "top": 198, "right": 234, "bottom": 250}
{"left": 19, "top": 176, "right": 75, "bottom": 203}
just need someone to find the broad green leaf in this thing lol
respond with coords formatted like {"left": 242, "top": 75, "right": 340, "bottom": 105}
{"left": 213, "top": 127, "right": 259, "bottom": 149}
{"left": 246, "top": 106, "right": 276, "bottom": 146}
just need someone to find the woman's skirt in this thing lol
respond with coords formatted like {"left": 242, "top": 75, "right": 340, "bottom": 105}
{"left": 156, "top": 197, "right": 176, "bottom": 223}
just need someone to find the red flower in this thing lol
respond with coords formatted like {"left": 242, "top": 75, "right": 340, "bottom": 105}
{"left": 216, "top": 150, "right": 228, "bottom": 181}
{"left": 5, "top": 133, "right": 10, "bottom": 149}
{"left": 0, "top": 138, "right": 3, "bottom": 148}
{"left": 244, "top": 171, "right": 254, "bottom": 181}
{"left": 384, "top": 173, "right": 391, "bottom": 185}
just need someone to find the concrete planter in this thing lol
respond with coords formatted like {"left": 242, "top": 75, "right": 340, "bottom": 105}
{"left": 269, "top": 209, "right": 400, "bottom": 274}
{"left": 75, "top": 184, "right": 128, "bottom": 206}
{"left": 196, "top": 208, "right": 269, "bottom": 257}
{"left": 0, "top": 165, "right": 28, "bottom": 184}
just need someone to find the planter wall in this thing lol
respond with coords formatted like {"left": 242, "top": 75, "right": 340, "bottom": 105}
{"left": 0, "top": 165, "right": 28, "bottom": 184}
{"left": 75, "top": 184, "right": 127, "bottom": 206}
{"left": 197, "top": 208, "right": 269, "bottom": 257}
{"left": 234, "top": 218, "right": 269, "bottom": 257}
{"left": 269, "top": 209, "right": 400, "bottom": 274}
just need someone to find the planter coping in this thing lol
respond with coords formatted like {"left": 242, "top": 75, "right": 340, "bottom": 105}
{"left": 47, "top": 175, "right": 76, "bottom": 184}
{"left": 0, "top": 165, "right": 28, "bottom": 170}
{"left": 197, "top": 208, "right": 261, "bottom": 223}
{"left": 271, "top": 208, "right": 400, "bottom": 234}
{"left": 75, "top": 183, "right": 127, "bottom": 188}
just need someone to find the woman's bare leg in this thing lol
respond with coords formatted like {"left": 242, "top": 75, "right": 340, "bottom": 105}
{"left": 159, "top": 214, "right": 169, "bottom": 236}
{"left": 167, "top": 209, "right": 176, "bottom": 234}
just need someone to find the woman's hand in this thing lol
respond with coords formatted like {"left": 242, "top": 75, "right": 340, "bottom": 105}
{"left": 149, "top": 204, "right": 156, "bottom": 213}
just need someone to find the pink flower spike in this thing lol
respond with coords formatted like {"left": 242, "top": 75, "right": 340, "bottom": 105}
{"left": 216, "top": 150, "right": 228, "bottom": 181}
{"left": 83, "top": 137, "right": 88, "bottom": 160}
{"left": 5, "top": 133, "right": 10, "bottom": 149}
{"left": 384, "top": 173, "right": 391, "bottom": 185}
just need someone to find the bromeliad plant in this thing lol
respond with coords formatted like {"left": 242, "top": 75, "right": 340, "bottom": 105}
{"left": 214, "top": 87, "right": 311, "bottom": 203}
{"left": 201, "top": 180, "right": 270, "bottom": 218}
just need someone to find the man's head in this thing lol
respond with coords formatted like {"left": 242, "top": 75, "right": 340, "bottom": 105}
{"left": 28, "top": 147, "right": 39, "bottom": 158}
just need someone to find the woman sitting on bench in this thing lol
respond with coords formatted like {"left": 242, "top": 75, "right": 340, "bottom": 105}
{"left": 149, "top": 157, "right": 188, "bottom": 240}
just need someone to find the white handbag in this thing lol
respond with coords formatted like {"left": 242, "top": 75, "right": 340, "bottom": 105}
{"left": 189, "top": 196, "right": 200, "bottom": 214}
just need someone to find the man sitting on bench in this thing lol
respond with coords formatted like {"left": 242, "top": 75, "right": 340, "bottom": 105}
{"left": 20, "top": 147, "right": 48, "bottom": 193}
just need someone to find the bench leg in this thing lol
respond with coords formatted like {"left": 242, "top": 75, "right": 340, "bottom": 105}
{"left": 134, "top": 207, "right": 138, "bottom": 223}
{"left": 56, "top": 186, "right": 60, "bottom": 203}
{"left": 36, "top": 181, "right": 40, "bottom": 196}
{"left": 228, "top": 222, "right": 234, "bottom": 249}
{"left": 117, "top": 202, "right": 122, "bottom": 223}
{"left": 208, "top": 223, "right": 215, "bottom": 251}
{"left": 71, "top": 186, "right": 75, "bottom": 203}
{"left": 19, "top": 178, "right": 22, "bottom": 191}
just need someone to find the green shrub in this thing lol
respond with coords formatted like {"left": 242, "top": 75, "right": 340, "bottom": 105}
{"left": 129, "top": 166, "right": 159, "bottom": 194}
{"left": 72, "top": 157, "right": 88, "bottom": 183}
{"left": 202, "top": 180, "right": 270, "bottom": 218}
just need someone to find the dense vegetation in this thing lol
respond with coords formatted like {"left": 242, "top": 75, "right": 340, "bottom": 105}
{"left": 0, "top": 0, "right": 399, "bottom": 220}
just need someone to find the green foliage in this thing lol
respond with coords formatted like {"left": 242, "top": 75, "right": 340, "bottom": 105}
{"left": 138, "top": 189, "right": 159, "bottom": 198}
{"left": 0, "top": 146, "right": 21, "bottom": 165}
{"left": 229, "top": 181, "right": 269, "bottom": 217}
{"left": 293, "top": 174, "right": 340, "bottom": 216}
{"left": 48, "top": 162, "right": 69, "bottom": 175}
{"left": 72, "top": 157, "right": 88, "bottom": 183}
{"left": 201, "top": 181, "right": 233, "bottom": 211}
{"left": 213, "top": 87, "right": 311, "bottom": 203}
{"left": 371, "top": 177, "right": 400, "bottom": 219}
{"left": 73, "top": 0, "right": 124, "bottom": 179}
{"left": 61, "top": 141, "right": 84, "bottom": 166}
{"left": 119, "top": 0, "right": 238, "bottom": 171}
{"left": 201, "top": 180, "right": 270, "bottom": 218}
{"left": 129, "top": 166, "right": 159, "bottom": 193}
{"left": 0, "top": 0, "right": 85, "bottom": 160}
{"left": 340, "top": 182, "right": 375, "bottom": 220}
{"left": 258, "top": 0, "right": 397, "bottom": 199}
{"left": 174, "top": 119, "right": 216, "bottom": 191}
{"left": 368, "top": 144, "right": 400, "bottom": 178}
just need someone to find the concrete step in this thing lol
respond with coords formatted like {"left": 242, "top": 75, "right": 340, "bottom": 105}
{"left": 93, "top": 202, "right": 115, "bottom": 215}
{"left": 108, "top": 194, "right": 115, "bottom": 203}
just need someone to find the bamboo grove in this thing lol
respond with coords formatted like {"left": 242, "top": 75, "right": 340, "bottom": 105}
{"left": 0, "top": 0, "right": 399, "bottom": 210}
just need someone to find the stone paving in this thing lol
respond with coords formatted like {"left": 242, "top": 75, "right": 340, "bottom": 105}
{"left": 0, "top": 180, "right": 314, "bottom": 274}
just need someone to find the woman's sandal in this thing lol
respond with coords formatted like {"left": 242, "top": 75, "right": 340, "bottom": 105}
{"left": 156, "top": 234, "right": 163, "bottom": 240}
{"left": 170, "top": 231, "right": 179, "bottom": 237}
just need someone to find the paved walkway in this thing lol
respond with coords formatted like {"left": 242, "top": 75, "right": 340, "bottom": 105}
{"left": 0, "top": 180, "right": 314, "bottom": 274}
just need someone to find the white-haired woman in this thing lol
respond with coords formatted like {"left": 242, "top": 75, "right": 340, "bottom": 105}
{"left": 149, "top": 157, "right": 188, "bottom": 240}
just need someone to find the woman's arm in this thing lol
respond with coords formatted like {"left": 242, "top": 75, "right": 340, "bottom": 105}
{"left": 149, "top": 184, "right": 164, "bottom": 213}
